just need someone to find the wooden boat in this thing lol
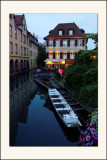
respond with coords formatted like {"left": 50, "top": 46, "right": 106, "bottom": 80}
{"left": 35, "top": 78, "right": 53, "bottom": 89}
{"left": 48, "top": 88, "right": 82, "bottom": 128}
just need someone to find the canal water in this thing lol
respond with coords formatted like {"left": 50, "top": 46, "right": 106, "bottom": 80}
{"left": 10, "top": 70, "right": 81, "bottom": 146}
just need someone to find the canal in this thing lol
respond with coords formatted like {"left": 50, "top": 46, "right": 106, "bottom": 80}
{"left": 10, "top": 70, "right": 81, "bottom": 146}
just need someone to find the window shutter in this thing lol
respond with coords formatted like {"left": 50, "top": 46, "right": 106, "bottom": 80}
{"left": 53, "top": 40, "right": 56, "bottom": 47}
{"left": 75, "top": 40, "right": 77, "bottom": 46}
{"left": 68, "top": 40, "right": 70, "bottom": 47}
{"left": 46, "top": 52, "right": 48, "bottom": 58}
{"left": 47, "top": 40, "right": 49, "bottom": 47}
{"left": 67, "top": 52, "right": 70, "bottom": 59}
{"left": 60, "top": 52, "right": 63, "bottom": 59}
{"left": 60, "top": 40, "right": 63, "bottom": 47}
{"left": 53, "top": 52, "right": 55, "bottom": 59}
{"left": 82, "top": 39, "right": 84, "bottom": 46}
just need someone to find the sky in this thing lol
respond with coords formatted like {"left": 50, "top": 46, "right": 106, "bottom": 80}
{"left": 24, "top": 14, "right": 98, "bottom": 50}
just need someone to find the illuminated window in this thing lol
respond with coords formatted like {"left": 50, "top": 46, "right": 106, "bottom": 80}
{"left": 49, "top": 41, "right": 53, "bottom": 46}
{"left": 69, "top": 30, "right": 73, "bottom": 35}
{"left": 70, "top": 53, "right": 74, "bottom": 59}
{"left": 49, "top": 53, "right": 53, "bottom": 59}
{"left": 56, "top": 53, "right": 60, "bottom": 59}
{"left": 56, "top": 40, "right": 60, "bottom": 47}
{"left": 63, "top": 40, "right": 67, "bottom": 47}
{"left": 9, "top": 25, "right": 12, "bottom": 36}
{"left": 59, "top": 30, "right": 62, "bottom": 35}
{"left": 63, "top": 53, "right": 67, "bottom": 59}
{"left": 78, "top": 40, "right": 82, "bottom": 46}
{"left": 70, "top": 40, "right": 75, "bottom": 46}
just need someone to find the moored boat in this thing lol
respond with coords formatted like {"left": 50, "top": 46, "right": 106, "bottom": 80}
{"left": 48, "top": 88, "right": 82, "bottom": 128}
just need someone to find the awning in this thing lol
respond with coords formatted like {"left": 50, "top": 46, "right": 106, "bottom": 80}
{"left": 44, "top": 59, "right": 65, "bottom": 63}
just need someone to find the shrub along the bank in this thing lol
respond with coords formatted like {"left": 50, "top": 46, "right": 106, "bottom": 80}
{"left": 64, "top": 49, "right": 98, "bottom": 108}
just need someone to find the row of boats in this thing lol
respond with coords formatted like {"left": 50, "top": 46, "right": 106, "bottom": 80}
{"left": 35, "top": 77, "right": 82, "bottom": 128}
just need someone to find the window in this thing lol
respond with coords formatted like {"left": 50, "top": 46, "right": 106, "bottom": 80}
{"left": 27, "top": 48, "right": 28, "bottom": 56}
{"left": 56, "top": 53, "right": 60, "bottom": 59}
{"left": 29, "top": 50, "right": 30, "bottom": 56}
{"left": 69, "top": 30, "right": 73, "bottom": 35}
{"left": 70, "top": 40, "right": 75, "bottom": 46}
{"left": 9, "top": 25, "right": 12, "bottom": 36}
{"left": 63, "top": 40, "right": 67, "bottom": 47}
{"left": 21, "top": 46, "right": 23, "bottom": 55}
{"left": 27, "top": 37, "right": 28, "bottom": 45}
{"left": 20, "top": 32, "right": 22, "bottom": 42}
{"left": 49, "top": 53, "right": 53, "bottom": 59}
{"left": 30, "top": 51, "right": 32, "bottom": 56}
{"left": 15, "top": 28, "right": 17, "bottom": 39}
{"left": 10, "top": 42, "right": 13, "bottom": 53}
{"left": 56, "top": 40, "right": 60, "bottom": 47}
{"left": 70, "top": 53, "right": 74, "bottom": 59}
{"left": 59, "top": 30, "right": 62, "bottom": 35}
{"left": 24, "top": 47, "right": 26, "bottom": 55}
{"left": 9, "top": 14, "right": 12, "bottom": 19}
{"left": 29, "top": 42, "right": 32, "bottom": 47}
{"left": 23, "top": 35, "right": 26, "bottom": 43}
{"left": 31, "top": 59, "right": 32, "bottom": 65}
{"left": 78, "top": 40, "right": 82, "bottom": 46}
{"left": 49, "top": 41, "right": 53, "bottom": 47}
{"left": 63, "top": 53, "right": 67, "bottom": 59}
{"left": 15, "top": 44, "right": 18, "bottom": 54}
{"left": 24, "top": 24, "right": 25, "bottom": 31}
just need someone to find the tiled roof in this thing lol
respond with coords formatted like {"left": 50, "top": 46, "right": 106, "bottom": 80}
{"left": 14, "top": 15, "right": 23, "bottom": 26}
{"left": 44, "top": 23, "right": 85, "bottom": 40}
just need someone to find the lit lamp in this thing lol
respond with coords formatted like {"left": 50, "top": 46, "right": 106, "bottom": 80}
{"left": 58, "top": 69, "right": 63, "bottom": 76}
{"left": 61, "top": 61, "right": 65, "bottom": 64}
{"left": 46, "top": 61, "right": 53, "bottom": 64}
{"left": 91, "top": 55, "right": 97, "bottom": 59}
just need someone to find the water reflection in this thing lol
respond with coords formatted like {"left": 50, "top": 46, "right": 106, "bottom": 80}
{"left": 10, "top": 71, "right": 37, "bottom": 146}
{"left": 10, "top": 70, "right": 81, "bottom": 146}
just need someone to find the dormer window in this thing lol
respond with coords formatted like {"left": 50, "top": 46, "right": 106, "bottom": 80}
{"left": 69, "top": 30, "right": 73, "bottom": 35}
{"left": 59, "top": 30, "right": 62, "bottom": 36}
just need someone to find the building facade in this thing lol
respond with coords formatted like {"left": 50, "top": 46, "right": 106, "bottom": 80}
{"left": 44, "top": 23, "right": 88, "bottom": 68}
{"left": 9, "top": 14, "right": 39, "bottom": 75}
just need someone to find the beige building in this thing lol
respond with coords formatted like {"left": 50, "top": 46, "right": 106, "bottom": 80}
{"left": 44, "top": 23, "right": 88, "bottom": 68}
{"left": 9, "top": 14, "right": 39, "bottom": 75}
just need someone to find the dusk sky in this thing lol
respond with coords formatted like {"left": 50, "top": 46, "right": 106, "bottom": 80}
{"left": 24, "top": 14, "right": 98, "bottom": 50}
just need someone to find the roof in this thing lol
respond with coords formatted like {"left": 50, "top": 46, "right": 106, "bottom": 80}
{"left": 14, "top": 15, "right": 24, "bottom": 26}
{"left": 44, "top": 23, "right": 85, "bottom": 40}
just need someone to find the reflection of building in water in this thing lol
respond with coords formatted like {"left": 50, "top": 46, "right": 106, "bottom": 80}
{"left": 10, "top": 71, "right": 37, "bottom": 145}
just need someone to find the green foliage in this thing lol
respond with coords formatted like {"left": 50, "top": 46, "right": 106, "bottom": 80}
{"left": 54, "top": 71, "right": 62, "bottom": 81}
{"left": 79, "top": 84, "right": 98, "bottom": 108}
{"left": 64, "top": 49, "right": 98, "bottom": 108}
{"left": 36, "top": 46, "right": 46, "bottom": 67}
{"left": 84, "top": 33, "right": 98, "bottom": 45}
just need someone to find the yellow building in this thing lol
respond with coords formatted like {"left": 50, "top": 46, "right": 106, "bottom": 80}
{"left": 9, "top": 14, "right": 39, "bottom": 75}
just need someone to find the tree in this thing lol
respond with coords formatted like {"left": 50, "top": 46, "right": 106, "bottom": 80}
{"left": 36, "top": 45, "right": 46, "bottom": 67}
{"left": 84, "top": 33, "right": 98, "bottom": 46}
